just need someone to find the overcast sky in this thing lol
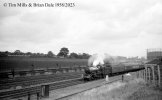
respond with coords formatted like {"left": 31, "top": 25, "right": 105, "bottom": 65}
{"left": 0, "top": 0, "right": 162, "bottom": 57}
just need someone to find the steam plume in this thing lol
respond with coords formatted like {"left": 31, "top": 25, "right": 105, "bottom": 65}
{"left": 88, "top": 53, "right": 115, "bottom": 67}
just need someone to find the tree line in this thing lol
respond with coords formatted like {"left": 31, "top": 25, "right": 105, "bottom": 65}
{"left": 0, "top": 47, "right": 91, "bottom": 59}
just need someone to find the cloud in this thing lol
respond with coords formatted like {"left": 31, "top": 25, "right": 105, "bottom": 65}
{"left": 0, "top": 0, "right": 162, "bottom": 57}
{"left": 0, "top": 8, "right": 19, "bottom": 19}
{"left": 0, "top": 8, "right": 69, "bottom": 43}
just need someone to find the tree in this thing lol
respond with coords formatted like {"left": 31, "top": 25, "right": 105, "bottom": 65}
{"left": 14, "top": 50, "right": 22, "bottom": 55}
{"left": 47, "top": 51, "right": 54, "bottom": 57}
{"left": 77, "top": 53, "right": 83, "bottom": 59}
{"left": 82, "top": 53, "right": 90, "bottom": 59}
{"left": 0, "top": 51, "right": 10, "bottom": 57}
{"left": 26, "top": 52, "right": 32, "bottom": 56}
{"left": 77, "top": 53, "right": 90, "bottom": 59}
{"left": 57, "top": 47, "right": 69, "bottom": 57}
{"left": 69, "top": 52, "right": 78, "bottom": 58}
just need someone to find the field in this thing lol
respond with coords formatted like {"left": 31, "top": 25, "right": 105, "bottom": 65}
{"left": 0, "top": 57, "right": 88, "bottom": 72}
{"left": 62, "top": 78, "right": 162, "bottom": 100}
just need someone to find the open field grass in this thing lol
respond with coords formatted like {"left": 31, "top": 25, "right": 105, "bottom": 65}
{"left": 64, "top": 78, "right": 162, "bottom": 100}
{"left": 0, "top": 57, "right": 88, "bottom": 72}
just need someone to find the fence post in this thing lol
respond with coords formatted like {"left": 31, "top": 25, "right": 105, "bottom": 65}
{"left": 144, "top": 69, "right": 146, "bottom": 81}
{"left": 28, "top": 92, "right": 31, "bottom": 100}
{"left": 141, "top": 70, "right": 143, "bottom": 79}
{"left": 152, "top": 66, "right": 155, "bottom": 85}
{"left": 37, "top": 92, "right": 40, "bottom": 100}
{"left": 122, "top": 75, "right": 124, "bottom": 82}
{"left": 138, "top": 71, "right": 141, "bottom": 78}
{"left": 143, "top": 69, "right": 144, "bottom": 80}
{"left": 145, "top": 69, "right": 147, "bottom": 81}
{"left": 141, "top": 70, "right": 142, "bottom": 78}
{"left": 148, "top": 68, "right": 151, "bottom": 82}
{"left": 158, "top": 65, "right": 161, "bottom": 87}
{"left": 146, "top": 67, "right": 148, "bottom": 82}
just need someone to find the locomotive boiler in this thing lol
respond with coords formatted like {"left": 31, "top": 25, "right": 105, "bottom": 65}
{"left": 83, "top": 62, "right": 112, "bottom": 80}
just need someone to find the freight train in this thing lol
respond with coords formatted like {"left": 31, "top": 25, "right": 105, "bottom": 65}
{"left": 83, "top": 62, "right": 144, "bottom": 81}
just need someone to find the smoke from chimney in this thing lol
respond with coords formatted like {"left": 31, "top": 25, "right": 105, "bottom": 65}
{"left": 88, "top": 53, "right": 115, "bottom": 67}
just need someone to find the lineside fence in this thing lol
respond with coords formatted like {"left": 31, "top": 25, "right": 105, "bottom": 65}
{"left": 0, "top": 66, "right": 86, "bottom": 79}
{"left": 135, "top": 64, "right": 162, "bottom": 87}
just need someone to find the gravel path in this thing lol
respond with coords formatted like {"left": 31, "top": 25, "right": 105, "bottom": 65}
{"left": 43, "top": 75, "right": 121, "bottom": 100}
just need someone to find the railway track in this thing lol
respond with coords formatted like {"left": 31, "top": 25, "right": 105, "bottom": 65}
{"left": 0, "top": 74, "right": 123, "bottom": 100}
{"left": 0, "top": 68, "right": 144, "bottom": 100}
{"left": 0, "top": 72, "right": 83, "bottom": 90}
{"left": 0, "top": 78, "right": 84, "bottom": 100}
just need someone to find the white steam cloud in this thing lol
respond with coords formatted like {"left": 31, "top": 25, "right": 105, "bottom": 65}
{"left": 88, "top": 53, "right": 116, "bottom": 67}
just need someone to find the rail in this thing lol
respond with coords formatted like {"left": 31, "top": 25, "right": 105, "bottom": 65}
{"left": 0, "top": 77, "right": 83, "bottom": 99}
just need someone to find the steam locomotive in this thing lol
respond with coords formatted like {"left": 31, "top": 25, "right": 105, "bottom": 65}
{"left": 83, "top": 63, "right": 112, "bottom": 80}
{"left": 83, "top": 62, "right": 144, "bottom": 81}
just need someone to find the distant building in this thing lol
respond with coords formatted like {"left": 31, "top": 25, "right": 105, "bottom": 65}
{"left": 147, "top": 48, "right": 162, "bottom": 60}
